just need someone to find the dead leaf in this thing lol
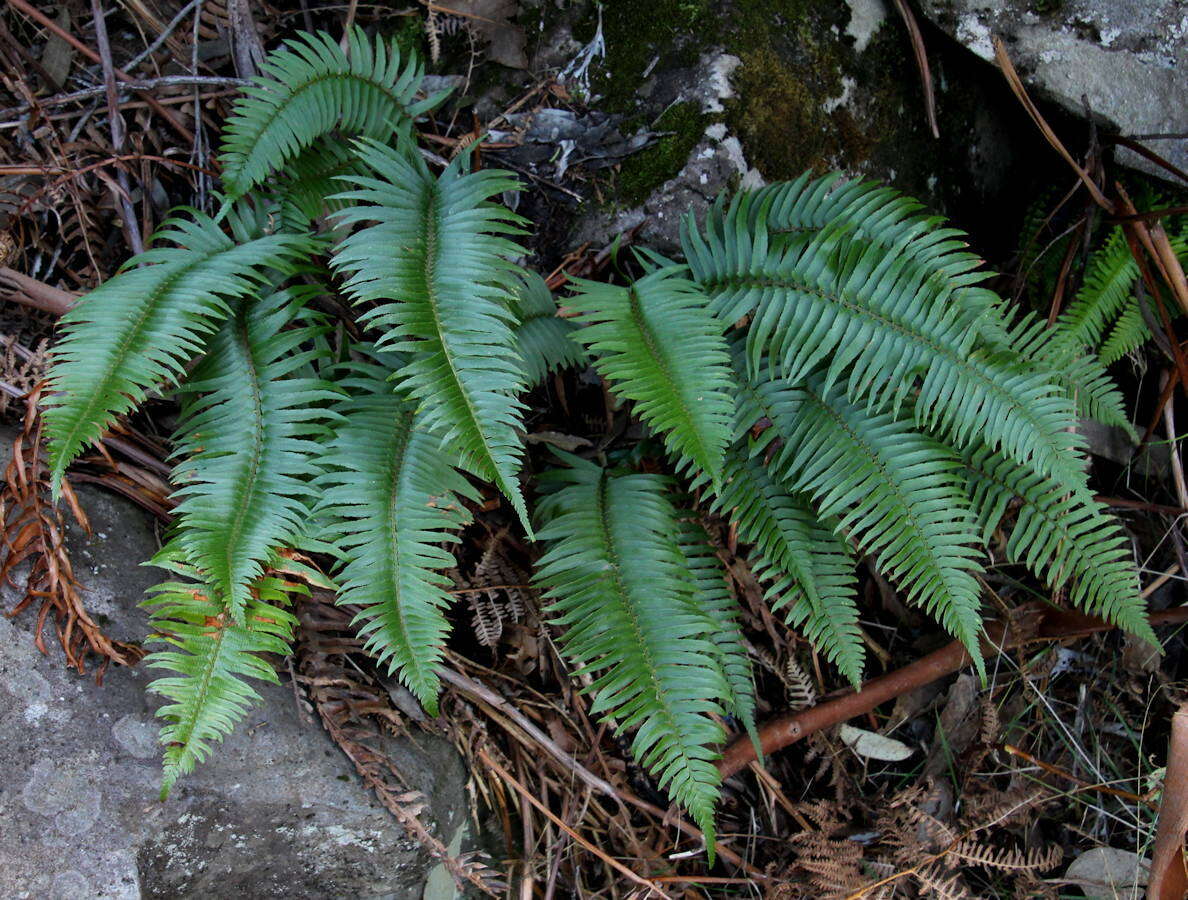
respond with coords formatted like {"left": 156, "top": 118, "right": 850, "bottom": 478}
{"left": 1063, "top": 847, "right": 1150, "bottom": 899}
{"left": 839, "top": 724, "right": 914, "bottom": 762}
{"left": 1150, "top": 704, "right": 1188, "bottom": 899}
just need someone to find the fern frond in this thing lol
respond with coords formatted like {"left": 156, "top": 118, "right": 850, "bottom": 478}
{"left": 511, "top": 271, "right": 587, "bottom": 384}
{"left": 169, "top": 287, "right": 338, "bottom": 623}
{"left": 1099, "top": 300, "right": 1152, "bottom": 365}
{"left": 274, "top": 140, "right": 365, "bottom": 232}
{"left": 316, "top": 362, "right": 476, "bottom": 715}
{"left": 750, "top": 372, "right": 987, "bottom": 669}
{"left": 961, "top": 443, "right": 1156, "bottom": 645}
{"left": 706, "top": 443, "right": 865, "bottom": 686}
{"left": 687, "top": 213, "right": 1088, "bottom": 491}
{"left": 1054, "top": 227, "right": 1138, "bottom": 349}
{"left": 144, "top": 554, "right": 299, "bottom": 798}
{"left": 331, "top": 139, "right": 532, "bottom": 531}
{"left": 673, "top": 515, "right": 758, "bottom": 744}
{"left": 219, "top": 27, "right": 441, "bottom": 200}
{"left": 568, "top": 266, "right": 735, "bottom": 479}
{"left": 533, "top": 455, "right": 726, "bottom": 849}
{"left": 43, "top": 212, "right": 312, "bottom": 492}
{"left": 986, "top": 309, "right": 1133, "bottom": 432}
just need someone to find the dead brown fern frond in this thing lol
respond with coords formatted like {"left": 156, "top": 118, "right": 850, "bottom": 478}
{"left": 950, "top": 839, "right": 1062, "bottom": 873}
{"left": 0, "top": 387, "right": 143, "bottom": 676}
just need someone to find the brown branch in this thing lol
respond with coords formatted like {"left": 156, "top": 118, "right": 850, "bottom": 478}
{"left": 719, "top": 604, "right": 1188, "bottom": 779}
{"left": 0, "top": 267, "right": 77, "bottom": 316}
{"left": 1150, "top": 704, "right": 1188, "bottom": 900}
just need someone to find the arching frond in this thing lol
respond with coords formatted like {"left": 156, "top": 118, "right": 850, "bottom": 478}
{"left": 533, "top": 455, "right": 726, "bottom": 850}
{"left": 169, "top": 287, "right": 338, "bottom": 623}
{"left": 144, "top": 551, "right": 299, "bottom": 798}
{"left": 43, "top": 212, "right": 312, "bottom": 491}
{"left": 1099, "top": 300, "right": 1153, "bottom": 366}
{"left": 331, "top": 139, "right": 531, "bottom": 530}
{"left": 750, "top": 373, "right": 987, "bottom": 669}
{"left": 273, "top": 140, "right": 365, "bottom": 232}
{"left": 316, "top": 363, "right": 476, "bottom": 714}
{"left": 687, "top": 215, "right": 1088, "bottom": 492}
{"left": 673, "top": 516, "right": 757, "bottom": 744}
{"left": 219, "top": 27, "right": 441, "bottom": 200}
{"left": 568, "top": 266, "right": 735, "bottom": 480}
{"left": 962, "top": 444, "right": 1157, "bottom": 645}
{"left": 511, "top": 271, "right": 587, "bottom": 385}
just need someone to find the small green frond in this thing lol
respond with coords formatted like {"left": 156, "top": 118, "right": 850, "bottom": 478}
{"left": 707, "top": 443, "right": 865, "bottom": 686}
{"left": 511, "top": 271, "right": 587, "bottom": 384}
{"left": 673, "top": 515, "right": 758, "bottom": 745}
{"left": 689, "top": 216, "right": 1088, "bottom": 490}
{"left": 962, "top": 444, "right": 1157, "bottom": 646}
{"left": 219, "top": 27, "right": 440, "bottom": 200}
{"left": 273, "top": 140, "right": 366, "bottom": 232}
{"left": 43, "top": 212, "right": 312, "bottom": 492}
{"left": 568, "top": 266, "right": 735, "bottom": 480}
{"left": 986, "top": 309, "right": 1133, "bottom": 433}
{"left": 1053, "top": 227, "right": 1138, "bottom": 349}
{"left": 144, "top": 555, "right": 299, "bottom": 798}
{"left": 1099, "top": 301, "right": 1153, "bottom": 366}
{"left": 331, "top": 139, "right": 532, "bottom": 531}
{"left": 533, "top": 456, "right": 725, "bottom": 849}
{"left": 169, "top": 288, "right": 338, "bottom": 623}
{"left": 752, "top": 374, "right": 987, "bottom": 670}
{"left": 316, "top": 363, "right": 477, "bottom": 715}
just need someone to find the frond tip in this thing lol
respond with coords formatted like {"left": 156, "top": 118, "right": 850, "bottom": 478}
{"left": 143, "top": 559, "right": 299, "bottom": 799}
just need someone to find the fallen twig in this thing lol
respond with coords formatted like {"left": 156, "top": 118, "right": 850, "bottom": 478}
{"left": 719, "top": 603, "right": 1188, "bottom": 779}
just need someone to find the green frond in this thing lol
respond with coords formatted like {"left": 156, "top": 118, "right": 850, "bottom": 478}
{"left": 43, "top": 211, "right": 312, "bottom": 492}
{"left": 143, "top": 552, "right": 299, "bottom": 798}
{"left": 330, "top": 139, "right": 532, "bottom": 532}
{"left": 687, "top": 213, "right": 1088, "bottom": 491}
{"left": 169, "top": 287, "right": 338, "bottom": 623}
{"left": 986, "top": 309, "right": 1133, "bottom": 433}
{"left": 961, "top": 444, "right": 1157, "bottom": 646}
{"left": 533, "top": 455, "right": 726, "bottom": 850}
{"left": 749, "top": 372, "right": 987, "bottom": 671}
{"left": 673, "top": 515, "right": 758, "bottom": 745}
{"left": 728, "top": 173, "right": 990, "bottom": 300}
{"left": 511, "top": 271, "right": 587, "bottom": 384}
{"left": 1100, "top": 300, "right": 1153, "bottom": 366}
{"left": 706, "top": 443, "right": 865, "bottom": 686}
{"left": 1053, "top": 227, "right": 1138, "bottom": 349}
{"left": 219, "top": 27, "right": 441, "bottom": 200}
{"left": 316, "top": 362, "right": 477, "bottom": 715}
{"left": 568, "top": 266, "right": 735, "bottom": 480}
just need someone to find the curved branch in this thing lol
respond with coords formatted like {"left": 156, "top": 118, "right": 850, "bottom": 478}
{"left": 0, "top": 267, "right": 77, "bottom": 316}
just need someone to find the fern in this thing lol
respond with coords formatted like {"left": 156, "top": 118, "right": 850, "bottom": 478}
{"left": 511, "top": 271, "right": 588, "bottom": 385}
{"left": 750, "top": 372, "right": 986, "bottom": 671}
{"left": 1054, "top": 227, "right": 1139, "bottom": 350}
{"left": 39, "top": 31, "right": 1161, "bottom": 840}
{"left": 168, "top": 287, "right": 338, "bottom": 623}
{"left": 533, "top": 454, "right": 727, "bottom": 850}
{"left": 330, "top": 138, "right": 532, "bottom": 531}
{"left": 43, "top": 212, "right": 312, "bottom": 491}
{"left": 143, "top": 551, "right": 300, "bottom": 798}
{"left": 219, "top": 27, "right": 441, "bottom": 201}
{"left": 685, "top": 208, "right": 1089, "bottom": 494}
{"left": 962, "top": 443, "right": 1156, "bottom": 644}
{"left": 316, "top": 362, "right": 476, "bottom": 714}
{"left": 568, "top": 265, "right": 735, "bottom": 479}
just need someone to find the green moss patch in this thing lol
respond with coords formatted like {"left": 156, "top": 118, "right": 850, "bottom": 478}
{"left": 617, "top": 101, "right": 710, "bottom": 205}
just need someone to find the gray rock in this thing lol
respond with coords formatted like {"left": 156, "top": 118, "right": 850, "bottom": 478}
{"left": 918, "top": 0, "right": 1188, "bottom": 176}
{"left": 0, "top": 479, "right": 467, "bottom": 898}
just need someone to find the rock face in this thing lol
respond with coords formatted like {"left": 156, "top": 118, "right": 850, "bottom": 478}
{"left": 0, "top": 481, "right": 467, "bottom": 898}
{"left": 918, "top": 0, "right": 1188, "bottom": 176}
